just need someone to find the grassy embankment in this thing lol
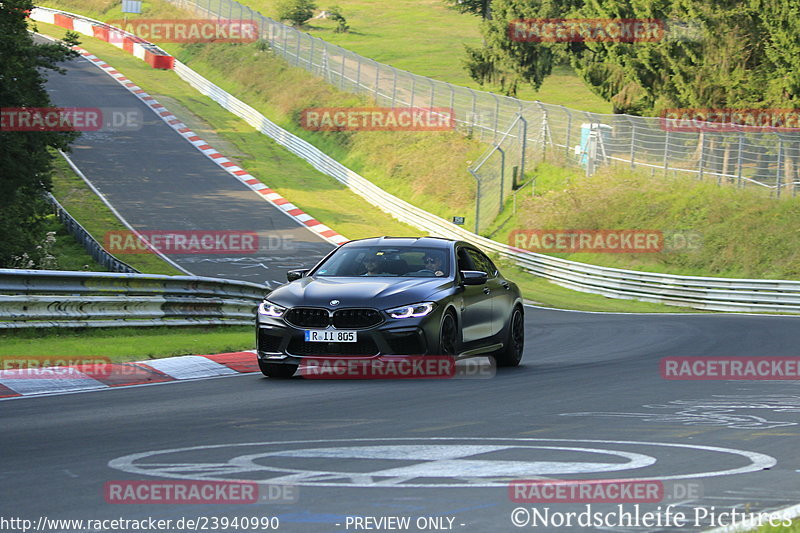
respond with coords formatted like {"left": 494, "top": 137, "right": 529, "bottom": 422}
{"left": 35, "top": 11, "right": 683, "bottom": 314}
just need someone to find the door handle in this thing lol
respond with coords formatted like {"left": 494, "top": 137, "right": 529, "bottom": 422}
{"left": 483, "top": 287, "right": 491, "bottom": 294}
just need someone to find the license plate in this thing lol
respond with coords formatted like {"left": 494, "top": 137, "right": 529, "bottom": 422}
{"left": 304, "top": 330, "right": 357, "bottom": 342}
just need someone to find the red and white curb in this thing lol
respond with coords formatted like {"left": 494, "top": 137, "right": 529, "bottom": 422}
{"left": 71, "top": 46, "right": 349, "bottom": 246}
{"left": 0, "top": 351, "right": 260, "bottom": 399}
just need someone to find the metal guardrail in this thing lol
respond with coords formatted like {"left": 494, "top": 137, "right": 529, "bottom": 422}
{"left": 46, "top": 193, "right": 139, "bottom": 274}
{"left": 0, "top": 269, "right": 267, "bottom": 327}
{"left": 32, "top": 8, "right": 800, "bottom": 315}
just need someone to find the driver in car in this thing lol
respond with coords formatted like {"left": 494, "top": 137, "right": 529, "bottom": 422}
{"left": 361, "top": 255, "right": 384, "bottom": 276}
{"left": 418, "top": 252, "right": 445, "bottom": 277}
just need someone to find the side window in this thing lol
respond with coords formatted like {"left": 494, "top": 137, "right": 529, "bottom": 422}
{"left": 456, "top": 248, "right": 473, "bottom": 272}
{"left": 466, "top": 249, "right": 496, "bottom": 278}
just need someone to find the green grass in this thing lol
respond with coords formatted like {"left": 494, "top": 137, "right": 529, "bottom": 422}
{"left": 242, "top": 0, "right": 613, "bottom": 112}
{"left": 748, "top": 518, "right": 800, "bottom": 533}
{"left": 0, "top": 326, "right": 254, "bottom": 360}
{"left": 508, "top": 164, "right": 800, "bottom": 280}
{"left": 35, "top": 214, "right": 106, "bottom": 272}
{"left": 51, "top": 154, "right": 183, "bottom": 275}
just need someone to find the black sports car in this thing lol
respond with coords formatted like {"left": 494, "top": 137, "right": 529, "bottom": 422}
{"left": 255, "top": 236, "right": 524, "bottom": 378}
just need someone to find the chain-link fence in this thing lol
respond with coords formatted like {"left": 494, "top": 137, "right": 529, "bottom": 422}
{"left": 168, "top": 0, "right": 800, "bottom": 231}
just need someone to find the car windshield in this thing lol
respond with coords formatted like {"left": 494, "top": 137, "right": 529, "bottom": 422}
{"left": 314, "top": 246, "right": 451, "bottom": 277}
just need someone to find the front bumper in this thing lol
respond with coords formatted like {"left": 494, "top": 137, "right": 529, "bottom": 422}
{"left": 256, "top": 314, "right": 440, "bottom": 363}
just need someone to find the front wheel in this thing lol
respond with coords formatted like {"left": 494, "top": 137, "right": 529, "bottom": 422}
{"left": 258, "top": 358, "right": 297, "bottom": 378}
{"left": 495, "top": 306, "right": 524, "bottom": 367}
{"left": 439, "top": 311, "right": 458, "bottom": 355}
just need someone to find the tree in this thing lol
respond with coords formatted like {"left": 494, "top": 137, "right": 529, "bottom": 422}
{"left": 276, "top": 0, "right": 317, "bottom": 27}
{"left": 453, "top": 0, "right": 799, "bottom": 113}
{"left": 328, "top": 5, "right": 349, "bottom": 33}
{"left": 0, "top": 0, "right": 80, "bottom": 267}
{"left": 443, "top": 0, "right": 493, "bottom": 20}
{"left": 457, "top": 0, "right": 581, "bottom": 96}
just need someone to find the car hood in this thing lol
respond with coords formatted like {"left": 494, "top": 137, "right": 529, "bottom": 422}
{"left": 267, "top": 276, "right": 453, "bottom": 309}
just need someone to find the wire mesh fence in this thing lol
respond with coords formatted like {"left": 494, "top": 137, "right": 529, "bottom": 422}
{"left": 167, "top": 0, "right": 800, "bottom": 231}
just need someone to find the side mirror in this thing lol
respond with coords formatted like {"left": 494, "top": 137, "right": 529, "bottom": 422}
{"left": 287, "top": 269, "right": 310, "bottom": 282}
{"left": 460, "top": 270, "right": 488, "bottom": 285}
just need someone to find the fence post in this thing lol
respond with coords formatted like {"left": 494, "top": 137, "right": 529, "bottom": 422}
{"left": 498, "top": 146, "right": 506, "bottom": 213}
{"left": 492, "top": 93, "right": 500, "bottom": 143}
{"left": 470, "top": 88, "right": 477, "bottom": 137}
{"left": 295, "top": 32, "right": 302, "bottom": 66}
{"left": 448, "top": 84, "right": 455, "bottom": 122}
{"left": 429, "top": 79, "right": 435, "bottom": 108}
{"left": 663, "top": 130, "right": 670, "bottom": 177}
{"left": 736, "top": 133, "right": 744, "bottom": 188}
{"left": 698, "top": 133, "right": 705, "bottom": 181}
{"left": 519, "top": 115, "right": 527, "bottom": 189}
{"left": 410, "top": 76, "right": 416, "bottom": 108}
{"left": 563, "top": 105, "right": 572, "bottom": 160}
{"left": 537, "top": 102, "right": 548, "bottom": 162}
{"left": 355, "top": 56, "right": 362, "bottom": 92}
{"left": 776, "top": 137, "right": 784, "bottom": 198}
{"left": 373, "top": 60, "right": 381, "bottom": 104}
{"left": 309, "top": 37, "right": 316, "bottom": 75}
{"left": 628, "top": 116, "right": 636, "bottom": 169}
{"left": 339, "top": 48, "right": 346, "bottom": 89}
{"left": 391, "top": 68, "right": 398, "bottom": 108}
{"left": 468, "top": 169, "right": 480, "bottom": 233}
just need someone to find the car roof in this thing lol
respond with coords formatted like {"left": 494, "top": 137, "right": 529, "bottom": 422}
{"left": 342, "top": 236, "right": 457, "bottom": 250}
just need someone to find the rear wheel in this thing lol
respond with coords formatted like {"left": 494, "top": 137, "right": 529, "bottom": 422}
{"left": 439, "top": 311, "right": 458, "bottom": 355}
{"left": 258, "top": 358, "right": 297, "bottom": 378}
{"left": 495, "top": 306, "right": 524, "bottom": 367}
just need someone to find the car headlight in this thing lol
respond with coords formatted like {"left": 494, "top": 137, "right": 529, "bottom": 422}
{"left": 386, "top": 302, "right": 436, "bottom": 319}
{"left": 258, "top": 301, "right": 286, "bottom": 318}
